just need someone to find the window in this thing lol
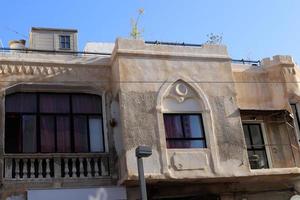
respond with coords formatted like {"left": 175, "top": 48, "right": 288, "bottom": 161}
{"left": 5, "top": 93, "right": 104, "bottom": 153}
{"left": 291, "top": 104, "right": 300, "bottom": 140}
{"left": 59, "top": 35, "right": 71, "bottom": 49}
{"left": 242, "top": 123, "right": 269, "bottom": 169}
{"left": 163, "top": 114, "right": 206, "bottom": 148}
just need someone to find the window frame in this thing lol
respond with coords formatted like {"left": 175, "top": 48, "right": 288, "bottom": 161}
{"left": 5, "top": 92, "right": 105, "bottom": 154}
{"left": 59, "top": 35, "right": 71, "bottom": 50}
{"left": 163, "top": 113, "right": 207, "bottom": 149}
{"left": 290, "top": 103, "right": 300, "bottom": 142}
{"left": 242, "top": 121, "right": 272, "bottom": 169}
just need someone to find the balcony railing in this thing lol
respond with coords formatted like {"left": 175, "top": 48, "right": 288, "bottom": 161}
{"left": 4, "top": 153, "right": 110, "bottom": 180}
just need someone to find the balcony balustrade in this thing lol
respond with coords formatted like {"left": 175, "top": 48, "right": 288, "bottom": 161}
{"left": 4, "top": 153, "right": 110, "bottom": 180}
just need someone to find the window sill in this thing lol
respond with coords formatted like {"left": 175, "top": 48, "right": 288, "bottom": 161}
{"left": 249, "top": 167, "right": 300, "bottom": 176}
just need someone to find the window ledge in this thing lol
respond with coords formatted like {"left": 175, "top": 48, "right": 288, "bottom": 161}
{"left": 249, "top": 167, "right": 300, "bottom": 176}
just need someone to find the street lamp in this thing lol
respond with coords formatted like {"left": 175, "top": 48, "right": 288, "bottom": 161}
{"left": 135, "top": 146, "right": 152, "bottom": 200}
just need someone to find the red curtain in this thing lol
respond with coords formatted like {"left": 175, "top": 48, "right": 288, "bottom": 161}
{"left": 72, "top": 94, "right": 102, "bottom": 114}
{"left": 74, "top": 116, "right": 89, "bottom": 152}
{"left": 40, "top": 116, "right": 55, "bottom": 152}
{"left": 40, "top": 94, "right": 69, "bottom": 113}
{"left": 56, "top": 116, "right": 71, "bottom": 152}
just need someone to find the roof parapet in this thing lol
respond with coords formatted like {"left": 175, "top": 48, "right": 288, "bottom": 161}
{"left": 261, "top": 55, "right": 295, "bottom": 67}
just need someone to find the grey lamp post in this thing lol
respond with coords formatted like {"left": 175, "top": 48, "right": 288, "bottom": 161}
{"left": 135, "top": 146, "right": 152, "bottom": 200}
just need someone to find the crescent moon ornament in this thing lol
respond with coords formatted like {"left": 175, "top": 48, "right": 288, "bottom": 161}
{"left": 175, "top": 83, "right": 188, "bottom": 96}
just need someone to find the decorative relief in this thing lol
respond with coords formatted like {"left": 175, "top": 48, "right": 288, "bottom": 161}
{"left": 0, "top": 63, "right": 71, "bottom": 76}
{"left": 164, "top": 80, "right": 198, "bottom": 103}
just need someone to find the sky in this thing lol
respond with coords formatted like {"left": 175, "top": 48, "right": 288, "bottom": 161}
{"left": 0, "top": 0, "right": 299, "bottom": 62}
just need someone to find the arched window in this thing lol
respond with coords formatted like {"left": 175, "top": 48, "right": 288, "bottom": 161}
{"left": 161, "top": 80, "right": 208, "bottom": 149}
{"left": 5, "top": 92, "right": 104, "bottom": 153}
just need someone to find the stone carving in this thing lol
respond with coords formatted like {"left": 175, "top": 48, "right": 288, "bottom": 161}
{"left": 164, "top": 80, "right": 198, "bottom": 103}
{"left": 0, "top": 63, "right": 71, "bottom": 76}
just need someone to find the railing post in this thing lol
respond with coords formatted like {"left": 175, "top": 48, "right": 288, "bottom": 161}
{"left": 4, "top": 158, "right": 12, "bottom": 179}
{"left": 54, "top": 157, "right": 61, "bottom": 178}
{"left": 86, "top": 158, "right": 92, "bottom": 177}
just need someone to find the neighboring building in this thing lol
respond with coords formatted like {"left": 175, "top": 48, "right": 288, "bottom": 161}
{"left": 1, "top": 27, "right": 300, "bottom": 200}
{"left": 29, "top": 27, "right": 78, "bottom": 51}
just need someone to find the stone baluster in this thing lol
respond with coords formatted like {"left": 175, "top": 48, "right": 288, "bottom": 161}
{"left": 64, "top": 158, "right": 69, "bottom": 178}
{"left": 101, "top": 158, "right": 109, "bottom": 176}
{"left": 79, "top": 158, "right": 84, "bottom": 177}
{"left": 37, "top": 159, "right": 42, "bottom": 178}
{"left": 45, "top": 159, "right": 51, "bottom": 178}
{"left": 15, "top": 159, "right": 20, "bottom": 179}
{"left": 54, "top": 158, "right": 61, "bottom": 178}
{"left": 30, "top": 159, "right": 35, "bottom": 178}
{"left": 86, "top": 158, "right": 92, "bottom": 177}
{"left": 5, "top": 158, "right": 13, "bottom": 179}
{"left": 94, "top": 158, "right": 99, "bottom": 177}
{"left": 23, "top": 159, "right": 28, "bottom": 178}
{"left": 72, "top": 158, "right": 77, "bottom": 177}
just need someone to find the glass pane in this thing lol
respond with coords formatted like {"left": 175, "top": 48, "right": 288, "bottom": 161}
{"left": 5, "top": 114, "right": 22, "bottom": 153}
{"left": 242, "top": 125, "right": 251, "bottom": 148}
{"left": 163, "top": 115, "right": 184, "bottom": 138}
{"left": 254, "top": 150, "right": 269, "bottom": 169}
{"left": 6, "top": 93, "right": 37, "bottom": 113}
{"left": 74, "top": 116, "right": 89, "bottom": 152}
{"left": 249, "top": 124, "right": 264, "bottom": 146}
{"left": 22, "top": 115, "right": 37, "bottom": 153}
{"left": 56, "top": 116, "right": 71, "bottom": 152}
{"left": 166, "top": 140, "right": 206, "bottom": 148}
{"left": 72, "top": 94, "right": 102, "bottom": 114}
{"left": 40, "top": 116, "right": 55, "bottom": 153}
{"left": 40, "top": 94, "right": 70, "bottom": 113}
{"left": 182, "top": 115, "right": 204, "bottom": 138}
{"left": 89, "top": 117, "right": 104, "bottom": 152}
{"left": 60, "top": 36, "right": 65, "bottom": 43}
{"left": 65, "top": 42, "right": 70, "bottom": 49}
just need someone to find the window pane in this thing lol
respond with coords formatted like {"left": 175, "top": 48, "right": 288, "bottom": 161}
{"left": 242, "top": 125, "right": 251, "bottom": 148}
{"left": 60, "top": 36, "right": 65, "bottom": 43}
{"left": 5, "top": 115, "right": 22, "bottom": 153}
{"left": 89, "top": 117, "right": 104, "bottom": 152}
{"left": 163, "top": 115, "right": 184, "bottom": 138}
{"left": 56, "top": 116, "right": 71, "bottom": 152}
{"left": 249, "top": 125, "right": 264, "bottom": 146}
{"left": 72, "top": 94, "right": 102, "bottom": 114}
{"left": 6, "top": 93, "right": 37, "bottom": 113}
{"left": 40, "top": 116, "right": 55, "bottom": 153}
{"left": 40, "top": 94, "right": 70, "bottom": 113}
{"left": 22, "top": 115, "right": 37, "bottom": 153}
{"left": 167, "top": 140, "right": 205, "bottom": 148}
{"left": 254, "top": 150, "right": 269, "bottom": 169}
{"left": 182, "top": 115, "right": 204, "bottom": 138}
{"left": 65, "top": 42, "right": 70, "bottom": 49}
{"left": 248, "top": 150, "right": 269, "bottom": 169}
{"left": 74, "top": 116, "right": 89, "bottom": 152}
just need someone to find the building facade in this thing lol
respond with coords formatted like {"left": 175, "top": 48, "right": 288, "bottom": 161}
{"left": 1, "top": 27, "right": 300, "bottom": 200}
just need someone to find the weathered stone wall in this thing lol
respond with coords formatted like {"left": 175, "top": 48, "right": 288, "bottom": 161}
{"left": 112, "top": 38, "right": 249, "bottom": 182}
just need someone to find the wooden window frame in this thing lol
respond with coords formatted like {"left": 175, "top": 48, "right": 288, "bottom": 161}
{"left": 5, "top": 92, "right": 105, "bottom": 154}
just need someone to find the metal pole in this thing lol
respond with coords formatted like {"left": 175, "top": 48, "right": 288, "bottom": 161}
{"left": 137, "top": 156, "right": 147, "bottom": 200}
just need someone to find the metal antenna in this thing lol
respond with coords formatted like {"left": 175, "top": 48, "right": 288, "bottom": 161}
{"left": 5, "top": 26, "right": 28, "bottom": 39}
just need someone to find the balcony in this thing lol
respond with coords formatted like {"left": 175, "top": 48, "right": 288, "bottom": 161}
{"left": 4, "top": 153, "right": 110, "bottom": 181}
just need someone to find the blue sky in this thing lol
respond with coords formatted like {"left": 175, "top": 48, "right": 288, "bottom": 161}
{"left": 0, "top": 0, "right": 299, "bottom": 62}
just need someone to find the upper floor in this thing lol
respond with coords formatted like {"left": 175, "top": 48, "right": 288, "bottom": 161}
{"left": 1, "top": 33, "right": 300, "bottom": 196}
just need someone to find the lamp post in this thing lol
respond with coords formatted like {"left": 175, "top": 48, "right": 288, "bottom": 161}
{"left": 135, "top": 146, "right": 152, "bottom": 200}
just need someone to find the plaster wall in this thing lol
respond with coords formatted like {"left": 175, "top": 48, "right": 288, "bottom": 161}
{"left": 111, "top": 38, "right": 249, "bottom": 182}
